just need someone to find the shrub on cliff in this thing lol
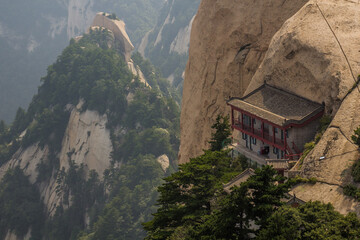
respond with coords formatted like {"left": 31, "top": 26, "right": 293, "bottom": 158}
{"left": 351, "top": 126, "right": 360, "bottom": 147}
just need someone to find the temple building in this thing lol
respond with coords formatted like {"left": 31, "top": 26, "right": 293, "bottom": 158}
{"left": 227, "top": 84, "right": 324, "bottom": 166}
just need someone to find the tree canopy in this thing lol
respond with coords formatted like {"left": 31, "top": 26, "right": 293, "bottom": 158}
{"left": 208, "top": 115, "right": 232, "bottom": 151}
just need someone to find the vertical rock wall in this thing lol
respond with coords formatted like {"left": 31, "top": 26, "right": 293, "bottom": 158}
{"left": 179, "top": 0, "right": 308, "bottom": 163}
{"left": 180, "top": 0, "right": 360, "bottom": 214}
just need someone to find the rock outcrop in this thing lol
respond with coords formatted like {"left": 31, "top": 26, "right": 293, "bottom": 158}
{"left": 59, "top": 101, "right": 113, "bottom": 177}
{"left": 0, "top": 101, "right": 113, "bottom": 215}
{"left": 91, "top": 12, "right": 134, "bottom": 62}
{"left": 180, "top": 0, "right": 360, "bottom": 214}
{"left": 179, "top": 0, "right": 309, "bottom": 164}
{"left": 156, "top": 154, "right": 170, "bottom": 172}
{"left": 245, "top": 0, "right": 360, "bottom": 115}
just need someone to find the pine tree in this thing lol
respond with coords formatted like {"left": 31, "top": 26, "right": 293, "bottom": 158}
{"left": 209, "top": 115, "right": 231, "bottom": 151}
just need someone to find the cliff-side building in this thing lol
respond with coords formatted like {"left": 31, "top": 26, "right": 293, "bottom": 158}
{"left": 227, "top": 84, "right": 324, "bottom": 166}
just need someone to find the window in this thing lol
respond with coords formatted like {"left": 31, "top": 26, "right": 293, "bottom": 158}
{"left": 286, "top": 130, "right": 289, "bottom": 138}
{"left": 243, "top": 115, "right": 251, "bottom": 126}
{"left": 281, "top": 150, "right": 284, "bottom": 158}
{"left": 253, "top": 118, "right": 256, "bottom": 125}
{"left": 242, "top": 133, "right": 248, "bottom": 140}
{"left": 273, "top": 147, "right": 278, "bottom": 154}
{"left": 252, "top": 137, "right": 256, "bottom": 145}
{"left": 281, "top": 130, "right": 284, "bottom": 140}
{"left": 274, "top": 127, "right": 278, "bottom": 133}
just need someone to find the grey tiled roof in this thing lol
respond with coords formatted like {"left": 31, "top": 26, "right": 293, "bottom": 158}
{"left": 223, "top": 168, "right": 255, "bottom": 193}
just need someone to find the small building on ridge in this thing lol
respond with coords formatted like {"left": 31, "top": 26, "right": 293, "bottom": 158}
{"left": 227, "top": 84, "right": 324, "bottom": 166}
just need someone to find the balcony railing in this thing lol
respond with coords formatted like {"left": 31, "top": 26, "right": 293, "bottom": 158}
{"left": 233, "top": 120, "right": 285, "bottom": 148}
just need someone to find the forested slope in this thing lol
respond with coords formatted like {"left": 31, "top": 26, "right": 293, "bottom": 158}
{"left": 0, "top": 29, "right": 179, "bottom": 240}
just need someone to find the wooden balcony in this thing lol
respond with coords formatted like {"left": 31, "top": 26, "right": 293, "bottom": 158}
{"left": 233, "top": 120, "right": 285, "bottom": 150}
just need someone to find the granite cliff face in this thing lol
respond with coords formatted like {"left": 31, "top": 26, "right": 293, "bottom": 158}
{"left": 180, "top": 0, "right": 360, "bottom": 214}
{"left": 179, "top": 0, "right": 308, "bottom": 164}
{"left": 0, "top": 103, "right": 113, "bottom": 216}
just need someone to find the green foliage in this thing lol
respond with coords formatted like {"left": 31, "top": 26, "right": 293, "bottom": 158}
{"left": 351, "top": 159, "right": 360, "bottom": 182}
{"left": 245, "top": 166, "right": 290, "bottom": 227}
{"left": 351, "top": 126, "right": 360, "bottom": 147}
{"left": 318, "top": 115, "right": 332, "bottom": 137}
{"left": 111, "top": 87, "right": 180, "bottom": 162}
{"left": 143, "top": 150, "right": 245, "bottom": 239}
{"left": 343, "top": 184, "right": 360, "bottom": 200}
{"left": 193, "top": 183, "right": 252, "bottom": 240}
{"left": 44, "top": 161, "right": 105, "bottom": 240}
{"left": 209, "top": 115, "right": 232, "bottom": 151}
{"left": 107, "top": 13, "right": 119, "bottom": 20}
{"left": 289, "top": 175, "right": 318, "bottom": 185}
{"left": 257, "top": 201, "right": 360, "bottom": 240}
{"left": 79, "top": 154, "right": 165, "bottom": 239}
{"left": 0, "top": 167, "right": 44, "bottom": 239}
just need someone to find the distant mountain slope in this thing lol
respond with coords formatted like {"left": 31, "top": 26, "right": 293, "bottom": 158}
{"left": 140, "top": 0, "right": 201, "bottom": 88}
{"left": 0, "top": 0, "right": 165, "bottom": 123}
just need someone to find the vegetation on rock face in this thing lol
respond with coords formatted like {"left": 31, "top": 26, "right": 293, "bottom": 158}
{"left": 343, "top": 125, "right": 360, "bottom": 201}
{"left": 209, "top": 115, "right": 232, "bottom": 151}
{"left": 0, "top": 28, "right": 180, "bottom": 239}
{"left": 298, "top": 115, "right": 331, "bottom": 167}
{"left": 351, "top": 126, "right": 360, "bottom": 148}
{"left": 79, "top": 154, "right": 165, "bottom": 239}
{"left": 0, "top": 167, "right": 44, "bottom": 240}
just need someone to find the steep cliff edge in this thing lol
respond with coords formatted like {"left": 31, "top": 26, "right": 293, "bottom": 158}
{"left": 179, "top": 0, "right": 308, "bottom": 164}
{"left": 181, "top": 0, "right": 360, "bottom": 214}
